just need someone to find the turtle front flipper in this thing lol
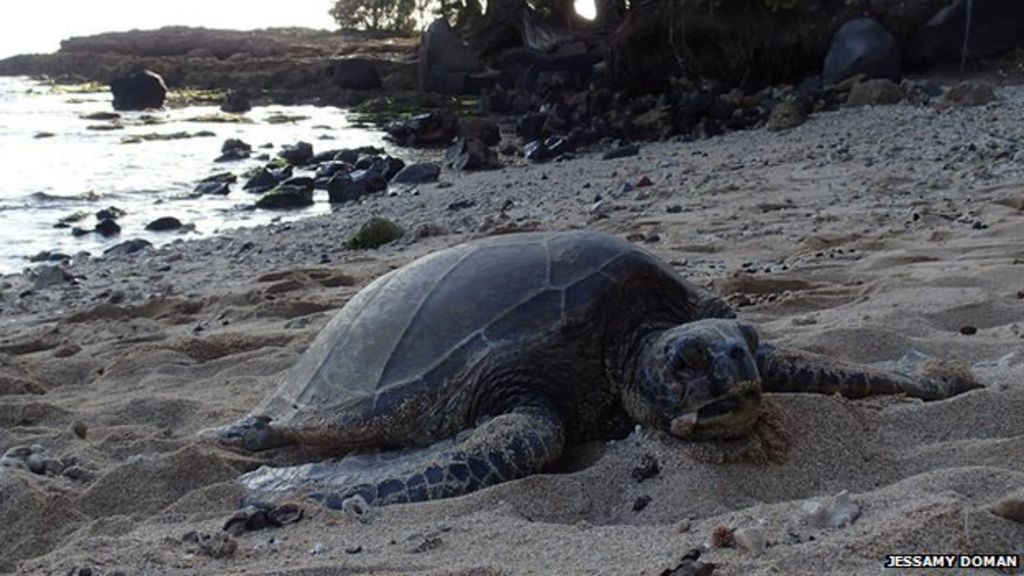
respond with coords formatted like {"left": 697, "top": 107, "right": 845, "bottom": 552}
{"left": 239, "top": 405, "right": 565, "bottom": 507}
{"left": 756, "top": 345, "right": 982, "bottom": 401}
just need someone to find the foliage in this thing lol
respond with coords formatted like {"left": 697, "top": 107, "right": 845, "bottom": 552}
{"left": 328, "top": 0, "right": 484, "bottom": 34}
{"left": 329, "top": 0, "right": 419, "bottom": 34}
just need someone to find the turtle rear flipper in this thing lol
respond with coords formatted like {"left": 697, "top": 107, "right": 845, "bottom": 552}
{"left": 240, "top": 405, "right": 565, "bottom": 507}
{"left": 756, "top": 345, "right": 983, "bottom": 401}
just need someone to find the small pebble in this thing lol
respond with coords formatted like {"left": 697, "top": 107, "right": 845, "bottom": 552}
{"left": 711, "top": 525, "right": 735, "bottom": 548}
{"left": 310, "top": 542, "right": 324, "bottom": 556}
{"left": 633, "top": 495, "right": 652, "bottom": 512}
{"left": 71, "top": 420, "right": 88, "bottom": 439}
{"left": 631, "top": 453, "right": 660, "bottom": 482}
{"left": 675, "top": 518, "right": 692, "bottom": 533}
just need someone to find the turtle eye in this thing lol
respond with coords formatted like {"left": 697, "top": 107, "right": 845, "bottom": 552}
{"left": 667, "top": 340, "right": 707, "bottom": 372}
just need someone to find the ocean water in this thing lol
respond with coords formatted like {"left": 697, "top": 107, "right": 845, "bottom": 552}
{"left": 0, "top": 76, "right": 391, "bottom": 273}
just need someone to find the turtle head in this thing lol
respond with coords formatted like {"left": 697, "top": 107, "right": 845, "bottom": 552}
{"left": 626, "top": 319, "right": 762, "bottom": 440}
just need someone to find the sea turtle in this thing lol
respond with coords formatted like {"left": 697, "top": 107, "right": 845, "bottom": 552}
{"left": 212, "top": 230, "right": 980, "bottom": 508}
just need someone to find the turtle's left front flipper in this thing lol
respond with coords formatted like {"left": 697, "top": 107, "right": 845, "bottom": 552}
{"left": 239, "top": 404, "right": 565, "bottom": 508}
{"left": 756, "top": 345, "right": 983, "bottom": 401}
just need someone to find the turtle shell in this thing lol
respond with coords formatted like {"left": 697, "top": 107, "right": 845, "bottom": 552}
{"left": 258, "top": 230, "right": 692, "bottom": 420}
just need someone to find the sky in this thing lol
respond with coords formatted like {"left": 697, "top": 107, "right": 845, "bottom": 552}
{"left": 0, "top": 0, "right": 338, "bottom": 58}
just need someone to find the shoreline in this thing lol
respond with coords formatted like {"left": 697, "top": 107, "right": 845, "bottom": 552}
{"left": 2, "top": 82, "right": 1023, "bottom": 574}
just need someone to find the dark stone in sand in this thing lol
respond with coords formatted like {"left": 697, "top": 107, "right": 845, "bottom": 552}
{"left": 145, "top": 217, "right": 183, "bottom": 231}
{"left": 345, "top": 217, "right": 405, "bottom": 249}
{"left": 314, "top": 161, "right": 353, "bottom": 180}
{"left": 326, "top": 170, "right": 388, "bottom": 204}
{"left": 330, "top": 58, "right": 383, "bottom": 90}
{"left": 110, "top": 70, "right": 167, "bottom": 111}
{"left": 95, "top": 218, "right": 121, "bottom": 237}
{"left": 103, "top": 238, "right": 152, "bottom": 256}
{"left": 244, "top": 166, "right": 292, "bottom": 194}
{"left": 391, "top": 162, "right": 441, "bottom": 185}
{"left": 255, "top": 185, "right": 314, "bottom": 209}
{"left": 385, "top": 112, "right": 458, "bottom": 147}
{"left": 524, "top": 136, "right": 572, "bottom": 163}
{"left": 446, "top": 137, "right": 500, "bottom": 171}
{"left": 631, "top": 453, "right": 660, "bottom": 482}
{"left": 310, "top": 146, "right": 384, "bottom": 165}
{"left": 278, "top": 141, "right": 314, "bottom": 165}
{"left": 367, "top": 155, "right": 406, "bottom": 181}
{"left": 823, "top": 18, "right": 901, "bottom": 85}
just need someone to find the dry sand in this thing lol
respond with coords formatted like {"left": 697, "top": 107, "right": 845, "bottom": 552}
{"left": 1, "top": 81, "right": 1023, "bottom": 575}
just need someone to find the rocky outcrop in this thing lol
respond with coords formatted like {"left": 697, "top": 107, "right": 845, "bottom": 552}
{"left": 418, "top": 19, "right": 482, "bottom": 94}
{"left": 330, "top": 58, "right": 383, "bottom": 90}
{"left": 823, "top": 18, "right": 901, "bottom": 85}
{"left": 110, "top": 70, "right": 167, "bottom": 110}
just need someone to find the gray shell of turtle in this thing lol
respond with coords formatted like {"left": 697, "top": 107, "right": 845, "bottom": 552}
{"left": 256, "top": 230, "right": 698, "bottom": 421}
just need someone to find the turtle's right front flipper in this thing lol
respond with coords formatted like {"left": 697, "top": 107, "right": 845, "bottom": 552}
{"left": 756, "top": 345, "right": 982, "bottom": 401}
{"left": 240, "top": 404, "right": 565, "bottom": 507}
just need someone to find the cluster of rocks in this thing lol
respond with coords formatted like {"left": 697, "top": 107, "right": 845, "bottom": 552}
{"left": 54, "top": 204, "right": 185, "bottom": 239}
{"left": 385, "top": 112, "right": 503, "bottom": 171}
{"left": 195, "top": 137, "right": 444, "bottom": 211}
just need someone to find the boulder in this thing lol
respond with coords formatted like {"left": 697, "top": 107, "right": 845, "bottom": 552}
{"left": 326, "top": 170, "right": 388, "bottom": 204}
{"left": 944, "top": 81, "right": 996, "bottom": 106}
{"left": 244, "top": 165, "right": 292, "bottom": 194}
{"left": 193, "top": 172, "right": 235, "bottom": 196}
{"left": 823, "top": 18, "right": 901, "bottom": 85}
{"left": 278, "top": 141, "right": 314, "bottom": 165}
{"left": 368, "top": 156, "right": 406, "bottom": 181}
{"left": 446, "top": 137, "right": 500, "bottom": 171}
{"left": 346, "top": 217, "right": 405, "bottom": 249}
{"left": 418, "top": 19, "right": 482, "bottom": 94}
{"left": 385, "top": 113, "right": 458, "bottom": 147}
{"left": 330, "top": 58, "right": 383, "bottom": 90}
{"left": 391, "top": 163, "right": 441, "bottom": 185}
{"left": 846, "top": 78, "right": 907, "bottom": 106}
{"left": 110, "top": 70, "right": 167, "bottom": 111}
{"left": 255, "top": 185, "right": 314, "bottom": 210}
{"left": 103, "top": 238, "right": 152, "bottom": 256}
{"left": 95, "top": 218, "right": 121, "bottom": 237}
{"left": 145, "top": 217, "right": 183, "bottom": 231}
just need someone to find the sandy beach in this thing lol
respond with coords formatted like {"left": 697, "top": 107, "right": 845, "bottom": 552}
{"left": 1, "top": 81, "right": 1023, "bottom": 575}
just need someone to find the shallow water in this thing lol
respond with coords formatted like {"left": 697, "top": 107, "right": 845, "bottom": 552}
{"left": 0, "top": 76, "right": 393, "bottom": 273}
